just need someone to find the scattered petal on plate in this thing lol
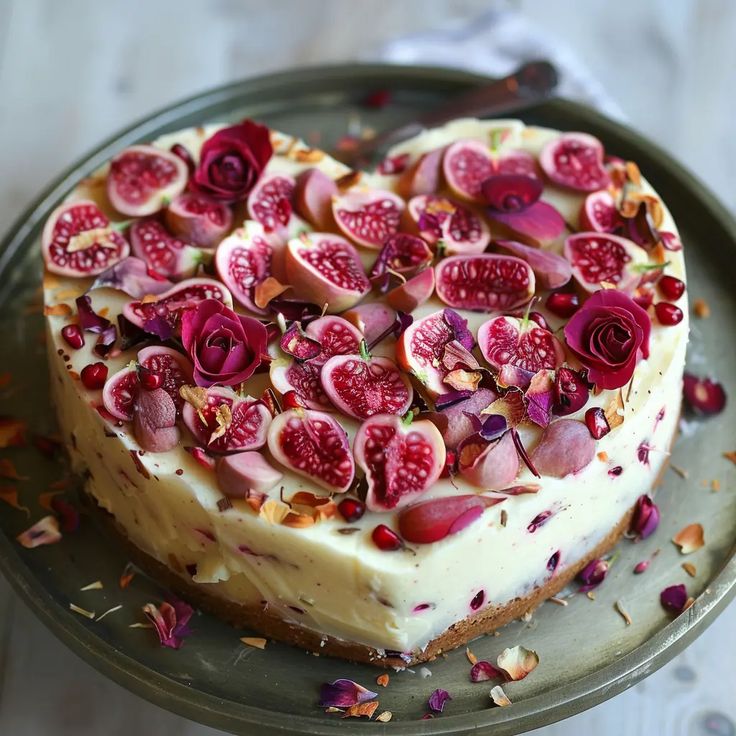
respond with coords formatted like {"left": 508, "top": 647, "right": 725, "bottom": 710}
{"left": 577, "top": 558, "right": 609, "bottom": 592}
{"left": 119, "top": 562, "right": 136, "bottom": 589}
{"left": 240, "top": 637, "right": 267, "bottom": 649}
{"left": 342, "top": 701, "right": 379, "bottom": 719}
{"left": 660, "top": 584, "right": 689, "bottom": 614}
{"left": 682, "top": 562, "right": 697, "bottom": 577}
{"left": 723, "top": 451, "right": 736, "bottom": 466}
{"left": 683, "top": 374, "right": 726, "bottom": 416}
{"left": 319, "top": 679, "right": 378, "bottom": 708}
{"left": 0, "top": 417, "right": 26, "bottom": 448}
{"left": 497, "top": 645, "right": 539, "bottom": 681}
{"left": 629, "top": 495, "right": 659, "bottom": 541}
{"left": 490, "top": 685, "right": 512, "bottom": 707}
{"left": 0, "top": 486, "right": 30, "bottom": 516}
{"left": 376, "top": 674, "right": 389, "bottom": 687}
{"left": 0, "top": 459, "right": 28, "bottom": 481}
{"left": 470, "top": 661, "right": 503, "bottom": 682}
{"left": 142, "top": 599, "right": 193, "bottom": 649}
{"left": 672, "top": 523, "right": 704, "bottom": 554}
{"left": 615, "top": 600, "right": 632, "bottom": 625}
{"left": 69, "top": 603, "right": 95, "bottom": 619}
{"left": 465, "top": 647, "right": 478, "bottom": 665}
{"left": 51, "top": 496, "right": 80, "bottom": 533}
{"left": 80, "top": 580, "right": 103, "bottom": 591}
{"left": 16, "top": 516, "right": 61, "bottom": 548}
{"left": 376, "top": 711, "right": 392, "bottom": 722}
{"left": 95, "top": 604, "right": 123, "bottom": 622}
{"left": 428, "top": 688, "right": 452, "bottom": 713}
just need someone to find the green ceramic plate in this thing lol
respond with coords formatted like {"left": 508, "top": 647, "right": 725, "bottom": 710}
{"left": 0, "top": 64, "right": 734, "bottom": 736}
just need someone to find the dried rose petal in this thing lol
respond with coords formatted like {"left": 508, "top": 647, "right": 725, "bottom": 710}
{"left": 497, "top": 645, "right": 539, "bottom": 681}
{"left": 91, "top": 256, "right": 172, "bottom": 299}
{"left": 634, "top": 560, "right": 650, "bottom": 574}
{"left": 660, "top": 583, "right": 688, "bottom": 614}
{"left": 319, "top": 679, "right": 378, "bottom": 708}
{"left": 683, "top": 374, "right": 727, "bottom": 416}
{"left": 50, "top": 496, "right": 80, "bottom": 533}
{"left": 525, "top": 370, "right": 555, "bottom": 428}
{"left": 672, "top": 523, "right": 704, "bottom": 554}
{"left": 578, "top": 558, "right": 609, "bottom": 592}
{"left": 630, "top": 495, "right": 660, "bottom": 541}
{"left": 17, "top": 516, "right": 61, "bottom": 548}
{"left": 490, "top": 684, "right": 512, "bottom": 707}
{"left": 428, "top": 688, "right": 452, "bottom": 713}
{"left": 142, "top": 599, "right": 193, "bottom": 649}
{"left": 470, "top": 661, "right": 503, "bottom": 682}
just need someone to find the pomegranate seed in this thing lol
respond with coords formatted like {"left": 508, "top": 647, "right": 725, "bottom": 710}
{"left": 281, "top": 390, "right": 305, "bottom": 410}
{"left": 608, "top": 465, "right": 623, "bottom": 477}
{"left": 338, "top": 497, "right": 365, "bottom": 523}
{"left": 61, "top": 324, "right": 85, "bottom": 350}
{"left": 372, "top": 524, "right": 402, "bottom": 551}
{"left": 470, "top": 590, "right": 485, "bottom": 610}
{"left": 654, "top": 301, "right": 683, "bottom": 326}
{"left": 529, "top": 311, "right": 550, "bottom": 330}
{"left": 683, "top": 374, "right": 727, "bottom": 416}
{"left": 585, "top": 406, "right": 610, "bottom": 439}
{"left": 546, "top": 291, "right": 580, "bottom": 318}
{"left": 138, "top": 366, "right": 162, "bottom": 391}
{"left": 80, "top": 362, "right": 108, "bottom": 390}
{"left": 658, "top": 275, "right": 685, "bottom": 301}
{"left": 170, "top": 143, "right": 195, "bottom": 176}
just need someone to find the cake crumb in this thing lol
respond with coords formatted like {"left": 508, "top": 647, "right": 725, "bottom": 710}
{"left": 711, "top": 479, "right": 721, "bottom": 492}
{"left": 240, "top": 637, "right": 267, "bottom": 649}
{"left": 693, "top": 298, "right": 710, "bottom": 318}
{"left": 723, "top": 451, "right": 736, "bottom": 465}
{"left": 682, "top": 562, "right": 697, "bottom": 577}
{"left": 376, "top": 673, "right": 389, "bottom": 687}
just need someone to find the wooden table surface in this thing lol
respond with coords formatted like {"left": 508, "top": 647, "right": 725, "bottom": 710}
{"left": 1, "top": 1, "right": 735, "bottom": 734}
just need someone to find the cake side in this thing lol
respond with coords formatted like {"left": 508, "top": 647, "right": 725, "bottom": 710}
{"left": 42, "top": 118, "right": 689, "bottom": 661}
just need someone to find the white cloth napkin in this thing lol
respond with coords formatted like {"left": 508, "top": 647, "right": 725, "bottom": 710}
{"left": 368, "top": 8, "right": 625, "bottom": 121}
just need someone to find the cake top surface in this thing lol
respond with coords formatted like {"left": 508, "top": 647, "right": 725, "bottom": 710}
{"left": 42, "top": 117, "right": 688, "bottom": 559}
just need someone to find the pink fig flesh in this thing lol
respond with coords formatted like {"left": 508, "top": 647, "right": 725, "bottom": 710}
{"left": 107, "top": 145, "right": 188, "bottom": 217}
{"left": 321, "top": 354, "right": 413, "bottom": 420}
{"left": 386, "top": 268, "right": 435, "bottom": 312}
{"left": 354, "top": 414, "right": 445, "bottom": 511}
{"left": 267, "top": 409, "right": 354, "bottom": 492}
{"left": 369, "top": 233, "right": 433, "bottom": 279}
{"left": 435, "top": 254, "right": 535, "bottom": 311}
{"left": 293, "top": 168, "right": 337, "bottom": 230}
{"left": 285, "top": 233, "right": 370, "bottom": 312}
{"left": 399, "top": 494, "right": 505, "bottom": 544}
{"left": 331, "top": 189, "right": 405, "bottom": 249}
{"left": 102, "top": 366, "right": 139, "bottom": 421}
{"left": 166, "top": 191, "right": 233, "bottom": 248}
{"left": 530, "top": 419, "right": 596, "bottom": 478}
{"left": 247, "top": 172, "right": 295, "bottom": 234}
{"left": 397, "top": 147, "right": 444, "bottom": 198}
{"left": 129, "top": 218, "right": 202, "bottom": 280}
{"left": 443, "top": 139, "right": 494, "bottom": 202}
{"left": 539, "top": 132, "right": 610, "bottom": 192}
{"left": 304, "top": 315, "right": 363, "bottom": 365}
{"left": 458, "top": 431, "right": 520, "bottom": 489}
{"left": 216, "top": 452, "right": 283, "bottom": 496}
{"left": 270, "top": 360, "right": 331, "bottom": 410}
{"left": 137, "top": 345, "right": 194, "bottom": 415}
{"left": 133, "top": 387, "right": 180, "bottom": 453}
{"left": 494, "top": 239, "right": 571, "bottom": 290}
{"left": 580, "top": 189, "right": 622, "bottom": 232}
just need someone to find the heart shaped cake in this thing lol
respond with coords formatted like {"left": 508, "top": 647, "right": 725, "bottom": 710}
{"left": 42, "top": 117, "right": 688, "bottom": 666}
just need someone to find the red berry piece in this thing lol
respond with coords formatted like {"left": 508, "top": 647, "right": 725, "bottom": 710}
{"left": 683, "top": 374, "right": 727, "bottom": 416}
{"left": 372, "top": 524, "right": 403, "bottom": 551}
{"left": 80, "top": 362, "right": 108, "bottom": 390}
{"left": 654, "top": 301, "right": 683, "bottom": 326}
{"left": 657, "top": 274, "right": 686, "bottom": 301}
{"left": 546, "top": 291, "right": 580, "bottom": 318}
{"left": 585, "top": 406, "right": 611, "bottom": 439}
{"left": 61, "top": 324, "right": 85, "bottom": 350}
{"left": 338, "top": 498, "right": 365, "bottom": 523}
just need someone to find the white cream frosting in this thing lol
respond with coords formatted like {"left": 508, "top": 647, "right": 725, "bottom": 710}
{"left": 43, "top": 119, "right": 688, "bottom": 654}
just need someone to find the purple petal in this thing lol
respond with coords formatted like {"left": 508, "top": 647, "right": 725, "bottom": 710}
{"left": 470, "top": 661, "right": 503, "bottom": 683}
{"left": 578, "top": 558, "right": 609, "bottom": 592}
{"left": 90, "top": 256, "right": 172, "bottom": 299}
{"left": 75, "top": 295, "right": 111, "bottom": 334}
{"left": 442, "top": 309, "right": 474, "bottom": 350}
{"left": 318, "top": 679, "right": 377, "bottom": 708}
{"left": 143, "top": 314, "right": 175, "bottom": 340}
{"left": 428, "top": 688, "right": 452, "bottom": 713}
{"left": 435, "top": 390, "right": 474, "bottom": 410}
{"left": 629, "top": 495, "right": 660, "bottom": 540}
{"left": 489, "top": 201, "right": 566, "bottom": 243}
{"left": 479, "top": 414, "right": 507, "bottom": 441}
{"left": 660, "top": 583, "right": 688, "bottom": 614}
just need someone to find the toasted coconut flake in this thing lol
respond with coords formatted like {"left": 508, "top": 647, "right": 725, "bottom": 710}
{"left": 615, "top": 599, "right": 632, "bottom": 625}
{"left": 444, "top": 368, "right": 482, "bottom": 392}
{"left": 682, "top": 562, "right": 697, "bottom": 577}
{"left": 80, "top": 580, "right": 104, "bottom": 591}
{"left": 283, "top": 512, "right": 315, "bottom": 528}
{"left": 255, "top": 276, "right": 291, "bottom": 309}
{"left": 693, "top": 298, "right": 710, "bottom": 318}
{"left": 497, "top": 645, "right": 539, "bottom": 681}
{"left": 319, "top": 679, "right": 378, "bottom": 708}
{"left": 0, "top": 459, "right": 27, "bottom": 481}
{"left": 603, "top": 390, "right": 625, "bottom": 430}
{"left": 240, "top": 636, "right": 267, "bottom": 649}
{"left": 96, "top": 604, "right": 123, "bottom": 622}
{"left": 672, "top": 523, "right": 704, "bottom": 554}
{"left": 375, "top": 711, "right": 392, "bottom": 722}
{"left": 465, "top": 647, "right": 478, "bottom": 665}
{"left": 376, "top": 673, "right": 389, "bottom": 687}
{"left": 0, "top": 486, "right": 30, "bottom": 516}
{"left": 291, "top": 147, "right": 325, "bottom": 163}
{"left": 69, "top": 603, "right": 95, "bottom": 619}
{"left": 17, "top": 516, "right": 61, "bottom": 548}
{"left": 0, "top": 417, "right": 26, "bottom": 448}
{"left": 128, "top": 622, "right": 153, "bottom": 629}
{"left": 490, "top": 685, "right": 512, "bottom": 707}
{"left": 44, "top": 302, "right": 73, "bottom": 316}
{"left": 179, "top": 385, "right": 208, "bottom": 422}
{"left": 259, "top": 499, "right": 291, "bottom": 525}
{"left": 428, "top": 688, "right": 452, "bottom": 713}
{"left": 549, "top": 596, "right": 568, "bottom": 606}
{"left": 119, "top": 562, "right": 136, "bottom": 589}
{"left": 723, "top": 451, "right": 736, "bottom": 466}
{"left": 625, "top": 161, "right": 642, "bottom": 186}
{"left": 597, "top": 451, "right": 609, "bottom": 462}
{"left": 481, "top": 391, "right": 526, "bottom": 429}
{"left": 711, "top": 479, "right": 721, "bottom": 492}
{"left": 342, "top": 701, "right": 379, "bottom": 719}
{"left": 208, "top": 404, "right": 232, "bottom": 445}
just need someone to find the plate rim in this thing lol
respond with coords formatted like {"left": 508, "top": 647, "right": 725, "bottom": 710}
{"left": 1, "top": 61, "right": 736, "bottom": 735}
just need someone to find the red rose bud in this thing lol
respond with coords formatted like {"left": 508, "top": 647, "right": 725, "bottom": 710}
{"left": 191, "top": 119, "right": 272, "bottom": 203}
{"left": 563, "top": 289, "right": 651, "bottom": 390}
{"left": 629, "top": 494, "right": 660, "bottom": 541}
{"left": 181, "top": 299, "right": 268, "bottom": 387}
{"left": 660, "top": 583, "right": 688, "bottom": 614}
{"left": 578, "top": 558, "right": 609, "bottom": 592}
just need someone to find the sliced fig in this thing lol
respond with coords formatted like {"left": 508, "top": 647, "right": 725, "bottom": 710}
{"left": 165, "top": 191, "right": 233, "bottom": 248}
{"left": 270, "top": 360, "right": 329, "bottom": 410}
{"left": 102, "top": 365, "right": 139, "bottom": 421}
{"left": 439, "top": 387, "right": 498, "bottom": 450}
{"left": 530, "top": 418, "right": 596, "bottom": 477}
{"left": 397, "top": 147, "right": 444, "bottom": 198}
{"left": 408, "top": 195, "right": 490, "bottom": 255}
{"left": 123, "top": 277, "right": 233, "bottom": 335}
{"left": 494, "top": 239, "right": 571, "bottom": 290}
{"left": 343, "top": 303, "right": 397, "bottom": 347}
{"left": 369, "top": 233, "right": 433, "bottom": 280}
{"left": 293, "top": 168, "right": 337, "bottom": 230}
{"left": 564, "top": 232, "right": 647, "bottom": 293}
{"left": 443, "top": 139, "right": 538, "bottom": 202}
{"left": 304, "top": 315, "right": 362, "bottom": 365}
{"left": 267, "top": 409, "right": 354, "bottom": 492}
{"left": 216, "top": 452, "right": 283, "bottom": 497}
{"left": 457, "top": 430, "right": 519, "bottom": 489}
{"left": 129, "top": 218, "right": 203, "bottom": 280}
{"left": 435, "top": 254, "right": 535, "bottom": 311}
{"left": 285, "top": 233, "right": 370, "bottom": 312}
{"left": 580, "top": 189, "right": 622, "bottom": 232}
{"left": 181, "top": 386, "right": 271, "bottom": 453}
{"left": 321, "top": 352, "right": 413, "bottom": 420}
{"left": 398, "top": 494, "right": 504, "bottom": 544}
{"left": 387, "top": 268, "right": 435, "bottom": 312}
{"left": 107, "top": 145, "right": 188, "bottom": 217}
{"left": 215, "top": 221, "right": 273, "bottom": 314}
{"left": 478, "top": 316, "right": 565, "bottom": 373}
{"left": 138, "top": 345, "right": 193, "bottom": 415}
{"left": 331, "top": 188, "right": 405, "bottom": 249}
{"left": 247, "top": 172, "right": 295, "bottom": 234}
{"left": 42, "top": 200, "right": 129, "bottom": 277}
{"left": 539, "top": 133, "right": 610, "bottom": 192}
{"left": 354, "top": 414, "right": 445, "bottom": 511}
